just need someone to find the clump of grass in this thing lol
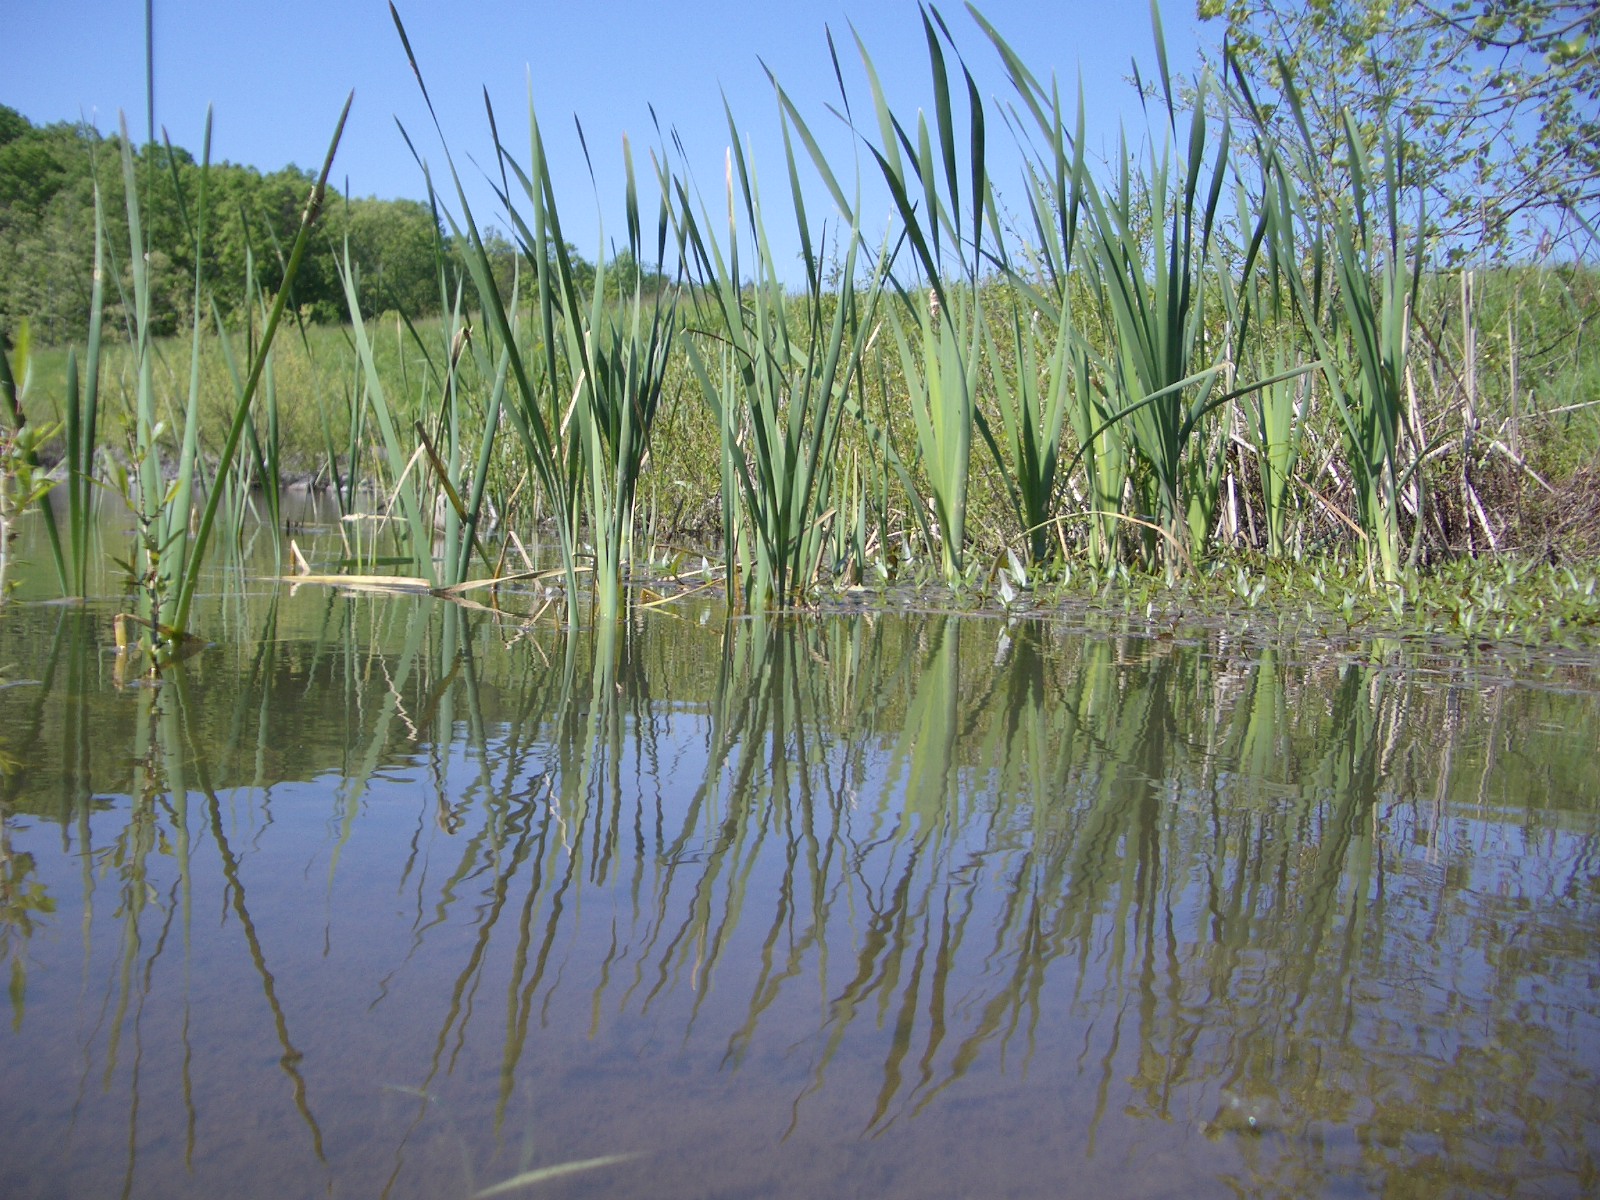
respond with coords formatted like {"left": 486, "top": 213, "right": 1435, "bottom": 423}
{"left": 2, "top": 116, "right": 347, "bottom": 649}
{"left": 674, "top": 92, "right": 889, "bottom": 609}
{"left": 6, "top": 1, "right": 1600, "bottom": 639}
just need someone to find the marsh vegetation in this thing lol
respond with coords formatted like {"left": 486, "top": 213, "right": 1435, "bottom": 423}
{"left": 1, "top": 3, "right": 1597, "bottom": 660}
{"left": 2, "top": 6, "right": 1599, "bottom": 1196}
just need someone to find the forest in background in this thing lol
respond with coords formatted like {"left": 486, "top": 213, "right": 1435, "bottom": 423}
{"left": 0, "top": 105, "right": 430, "bottom": 341}
{"left": 0, "top": 104, "right": 669, "bottom": 346}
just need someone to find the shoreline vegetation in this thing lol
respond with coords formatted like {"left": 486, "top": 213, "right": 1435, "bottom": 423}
{"left": 2, "top": 3, "right": 1599, "bottom": 663}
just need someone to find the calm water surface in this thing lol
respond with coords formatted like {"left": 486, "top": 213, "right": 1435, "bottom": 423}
{"left": 0, "top": 534, "right": 1597, "bottom": 1198}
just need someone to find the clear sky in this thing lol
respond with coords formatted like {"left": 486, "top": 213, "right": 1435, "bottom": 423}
{"left": 5, "top": 1, "right": 1213, "bottom": 271}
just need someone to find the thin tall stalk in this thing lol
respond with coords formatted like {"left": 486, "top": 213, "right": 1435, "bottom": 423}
{"left": 390, "top": 4, "right": 583, "bottom": 620}
{"left": 672, "top": 72, "right": 895, "bottom": 608}
{"left": 844, "top": 9, "right": 997, "bottom": 585}
{"left": 101, "top": 116, "right": 164, "bottom": 628}
{"left": 67, "top": 181, "right": 110, "bottom": 597}
{"left": 165, "top": 96, "right": 353, "bottom": 646}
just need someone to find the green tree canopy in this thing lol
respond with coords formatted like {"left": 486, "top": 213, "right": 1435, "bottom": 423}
{"left": 1199, "top": 0, "right": 1600, "bottom": 260}
{"left": 0, "top": 105, "right": 29, "bottom": 148}
{"left": 0, "top": 109, "right": 451, "bottom": 343}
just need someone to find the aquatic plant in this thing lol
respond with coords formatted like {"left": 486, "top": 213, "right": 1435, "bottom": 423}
{"left": 673, "top": 89, "right": 891, "bottom": 608}
{"left": 391, "top": 4, "right": 681, "bottom": 621}
{"left": 842, "top": 10, "right": 994, "bottom": 587}
{"left": 0, "top": 413, "right": 61, "bottom": 600}
{"left": 4, "top": 1, "right": 1598, "bottom": 628}
{"left": 1320, "top": 120, "right": 1426, "bottom": 586}
{"left": 98, "top": 102, "right": 352, "bottom": 664}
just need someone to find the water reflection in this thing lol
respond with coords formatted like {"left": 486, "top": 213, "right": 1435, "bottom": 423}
{"left": 0, "top": 597, "right": 1596, "bottom": 1198}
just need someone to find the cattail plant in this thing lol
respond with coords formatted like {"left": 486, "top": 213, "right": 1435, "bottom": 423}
{"left": 672, "top": 92, "right": 888, "bottom": 609}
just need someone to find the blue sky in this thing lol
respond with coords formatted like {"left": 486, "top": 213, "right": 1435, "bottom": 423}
{"left": 6, "top": 1, "right": 1215, "bottom": 271}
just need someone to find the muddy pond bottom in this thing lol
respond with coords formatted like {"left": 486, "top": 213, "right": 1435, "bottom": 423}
{"left": 0, "top": 593, "right": 1596, "bottom": 1199}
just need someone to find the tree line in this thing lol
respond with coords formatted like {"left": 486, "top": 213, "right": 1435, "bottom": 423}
{"left": 0, "top": 104, "right": 666, "bottom": 348}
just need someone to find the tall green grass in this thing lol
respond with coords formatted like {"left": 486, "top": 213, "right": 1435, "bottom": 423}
{"left": 390, "top": 3, "right": 682, "bottom": 622}
{"left": 674, "top": 94, "right": 889, "bottom": 608}
{"left": 1241, "top": 55, "right": 1427, "bottom": 585}
{"left": 6, "top": 1, "right": 1596, "bottom": 627}
{"left": 1323, "top": 121, "right": 1426, "bottom": 585}
{"left": 844, "top": 10, "right": 996, "bottom": 586}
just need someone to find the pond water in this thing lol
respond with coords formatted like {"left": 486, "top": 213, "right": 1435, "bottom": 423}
{"left": 0, "top": 512, "right": 1597, "bottom": 1199}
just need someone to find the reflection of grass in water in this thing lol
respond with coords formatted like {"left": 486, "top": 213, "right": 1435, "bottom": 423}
{"left": 452, "top": 612, "right": 1578, "bottom": 1161}
{"left": 377, "top": 1081, "right": 635, "bottom": 1198}
{"left": 10, "top": 596, "right": 1595, "bottom": 1194}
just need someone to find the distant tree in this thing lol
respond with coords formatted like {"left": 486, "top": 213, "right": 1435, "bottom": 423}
{"left": 601, "top": 247, "right": 667, "bottom": 300}
{"left": 1199, "top": 0, "right": 1600, "bottom": 259}
{"left": 0, "top": 105, "right": 28, "bottom": 148}
{"left": 551, "top": 241, "right": 597, "bottom": 299}
{"left": 465, "top": 227, "right": 522, "bottom": 313}
{"left": 0, "top": 113, "right": 497, "bottom": 341}
{"left": 338, "top": 196, "right": 442, "bottom": 317}
{"left": 0, "top": 127, "right": 72, "bottom": 216}
{"left": 0, "top": 117, "right": 111, "bottom": 344}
